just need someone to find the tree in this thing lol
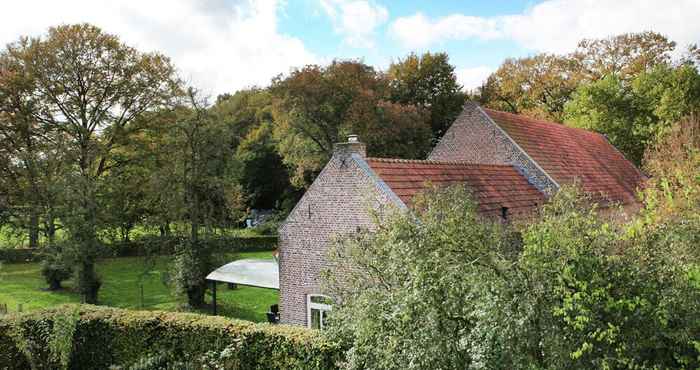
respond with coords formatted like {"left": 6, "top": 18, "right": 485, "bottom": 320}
{"left": 326, "top": 185, "right": 699, "bottom": 369}
{"left": 212, "top": 88, "right": 295, "bottom": 211}
{"left": 272, "top": 60, "right": 432, "bottom": 188}
{"left": 477, "top": 53, "right": 583, "bottom": 121}
{"left": 639, "top": 115, "right": 700, "bottom": 225}
{"left": 0, "top": 24, "right": 178, "bottom": 303}
{"left": 476, "top": 32, "right": 680, "bottom": 123}
{"left": 324, "top": 186, "right": 516, "bottom": 370}
{"left": 565, "top": 64, "right": 700, "bottom": 165}
{"left": 573, "top": 31, "right": 676, "bottom": 81}
{"left": 0, "top": 58, "right": 67, "bottom": 248}
{"left": 153, "top": 88, "right": 245, "bottom": 308}
{"left": 387, "top": 52, "right": 466, "bottom": 139}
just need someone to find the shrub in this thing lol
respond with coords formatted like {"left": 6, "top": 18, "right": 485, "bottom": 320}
{"left": 40, "top": 243, "right": 74, "bottom": 290}
{"left": 0, "top": 305, "right": 342, "bottom": 370}
{"left": 0, "top": 248, "right": 38, "bottom": 263}
{"left": 327, "top": 185, "right": 700, "bottom": 369}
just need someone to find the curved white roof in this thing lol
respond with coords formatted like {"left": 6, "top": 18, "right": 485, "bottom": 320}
{"left": 206, "top": 259, "right": 279, "bottom": 289}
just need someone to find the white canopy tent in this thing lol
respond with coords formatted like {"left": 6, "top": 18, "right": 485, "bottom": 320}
{"left": 206, "top": 259, "right": 279, "bottom": 316}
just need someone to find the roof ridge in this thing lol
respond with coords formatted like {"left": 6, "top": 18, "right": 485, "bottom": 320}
{"left": 365, "top": 157, "right": 516, "bottom": 168}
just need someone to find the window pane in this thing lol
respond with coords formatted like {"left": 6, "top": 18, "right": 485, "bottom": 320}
{"left": 311, "top": 308, "right": 321, "bottom": 329}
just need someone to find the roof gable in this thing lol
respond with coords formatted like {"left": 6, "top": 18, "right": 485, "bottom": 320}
{"left": 483, "top": 108, "right": 646, "bottom": 205}
{"left": 366, "top": 158, "right": 546, "bottom": 217}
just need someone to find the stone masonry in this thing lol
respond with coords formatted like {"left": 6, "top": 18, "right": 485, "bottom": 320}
{"left": 428, "top": 101, "right": 559, "bottom": 195}
{"left": 278, "top": 140, "right": 402, "bottom": 325}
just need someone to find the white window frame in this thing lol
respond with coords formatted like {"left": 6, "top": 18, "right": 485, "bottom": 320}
{"left": 307, "top": 294, "right": 333, "bottom": 330}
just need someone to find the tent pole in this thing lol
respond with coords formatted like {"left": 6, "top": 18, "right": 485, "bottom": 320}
{"left": 211, "top": 280, "right": 217, "bottom": 316}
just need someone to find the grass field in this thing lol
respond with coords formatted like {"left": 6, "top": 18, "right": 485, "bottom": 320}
{"left": 0, "top": 251, "right": 278, "bottom": 322}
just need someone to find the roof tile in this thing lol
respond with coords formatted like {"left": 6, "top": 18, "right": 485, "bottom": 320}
{"left": 483, "top": 108, "right": 646, "bottom": 205}
{"left": 366, "top": 158, "right": 545, "bottom": 218}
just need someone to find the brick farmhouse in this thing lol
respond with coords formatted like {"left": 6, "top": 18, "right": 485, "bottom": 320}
{"left": 277, "top": 102, "right": 646, "bottom": 327}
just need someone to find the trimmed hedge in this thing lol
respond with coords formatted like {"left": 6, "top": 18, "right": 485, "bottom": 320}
{"left": 0, "top": 305, "right": 341, "bottom": 369}
{"left": 111, "top": 235, "right": 278, "bottom": 257}
{"left": 0, "top": 248, "right": 38, "bottom": 263}
{"left": 0, "top": 235, "right": 278, "bottom": 262}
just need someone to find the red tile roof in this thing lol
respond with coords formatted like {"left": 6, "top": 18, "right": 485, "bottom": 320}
{"left": 366, "top": 158, "right": 546, "bottom": 217}
{"left": 483, "top": 108, "right": 646, "bottom": 205}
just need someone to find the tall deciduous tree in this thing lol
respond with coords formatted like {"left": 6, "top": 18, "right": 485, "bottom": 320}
{"left": 272, "top": 60, "right": 432, "bottom": 188}
{"left": 387, "top": 52, "right": 466, "bottom": 139}
{"left": 147, "top": 88, "right": 245, "bottom": 308}
{"left": 573, "top": 31, "right": 676, "bottom": 81}
{"left": 0, "top": 55, "right": 66, "bottom": 248}
{"left": 477, "top": 53, "right": 582, "bottom": 121}
{"left": 0, "top": 24, "right": 178, "bottom": 303}
{"left": 477, "top": 32, "right": 679, "bottom": 122}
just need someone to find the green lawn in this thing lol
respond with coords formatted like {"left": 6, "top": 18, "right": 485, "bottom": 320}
{"left": 0, "top": 251, "right": 278, "bottom": 322}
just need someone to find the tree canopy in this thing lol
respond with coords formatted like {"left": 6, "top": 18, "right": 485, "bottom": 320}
{"left": 271, "top": 60, "right": 432, "bottom": 188}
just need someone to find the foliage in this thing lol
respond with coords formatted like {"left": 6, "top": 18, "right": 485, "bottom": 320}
{"left": 39, "top": 243, "right": 73, "bottom": 291}
{"left": 213, "top": 89, "right": 297, "bottom": 211}
{"left": 477, "top": 53, "right": 583, "bottom": 121}
{"left": 477, "top": 32, "right": 677, "bottom": 123}
{"left": 324, "top": 185, "right": 514, "bottom": 370}
{"left": 565, "top": 64, "right": 700, "bottom": 165}
{"left": 149, "top": 89, "right": 247, "bottom": 308}
{"left": 0, "top": 23, "right": 179, "bottom": 303}
{"left": 326, "top": 185, "right": 700, "bottom": 369}
{"left": 640, "top": 115, "right": 700, "bottom": 222}
{"left": 517, "top": 188, "right": 699, "bottom": 369}
{"left": 236, "top": 121, "right": 296, "bottom": 211}
{"left": 573, "top": 31, "right": 676, "bottom": 81}
{"left": 171, "top": 239, "right": 221, "bottom": 309}
{"left": 0, "top": 304, "right": 342, "bottom": 370}
{"left": 271, "top": 60, "right": 432, "bottom": 187}
{"left": 387, "top": 52, "right": 466, "bottom": 138}
{"left": 0, "top": 247, "right": 37, "bottom": 263}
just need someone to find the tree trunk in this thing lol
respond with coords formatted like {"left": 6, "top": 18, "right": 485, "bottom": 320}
{"left": 78, "top": 259, "right": 100, "bottom": 304}
{"left": 28, "top": 209, "right": 40, "bottom": 249}
{"left": 45, "top": 212, "right": 56, "bottom": 245}
{"left": 48, "top": 278, "right": 62, "bottom": 291}
{"left": 187, "top": 282, "right": 206, "bottom": 308}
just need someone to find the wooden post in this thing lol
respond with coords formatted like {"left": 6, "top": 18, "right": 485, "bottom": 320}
{"left": 211, "top": 280, "right": 217, "bottom": 316}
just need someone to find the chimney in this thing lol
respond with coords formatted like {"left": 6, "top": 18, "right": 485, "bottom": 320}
{"left": 333, "top": 134, "right": 366, "bottom": 159}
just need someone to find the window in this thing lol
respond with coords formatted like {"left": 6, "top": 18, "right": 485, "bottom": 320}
{"left": 307, "top": 294, "right": 333, "bottom": 330}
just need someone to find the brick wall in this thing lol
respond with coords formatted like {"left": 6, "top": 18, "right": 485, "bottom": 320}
{"left": 429, "top": 102, "right": 558, "bottom": 195}
{"left": 278, "top": 141, "right": 400, "bottom": 326}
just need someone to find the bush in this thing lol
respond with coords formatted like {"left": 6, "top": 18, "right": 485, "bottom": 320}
{"left": 111, "top": 234, "right": 279, "bottom": 258}
{"left": 0, "top": 248, "right": 38, "bottom": 263}
{"left": 326, "top": 186, "right": 700, "bottom": 369}
{"left": 0, "top": 305, "right": 342, "bottom": 370}
{"left": 40, "top": 243, "right": 74, "bottom": 290}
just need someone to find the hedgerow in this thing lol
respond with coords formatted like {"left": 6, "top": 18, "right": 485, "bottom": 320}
{"left": 0, "top": 304, "right": 341, "bottom": 369}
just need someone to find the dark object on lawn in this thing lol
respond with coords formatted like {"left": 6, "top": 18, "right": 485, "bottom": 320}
{"left": 267, "top": 304, "right": 280, "bottom": 324}
{"left": 228, "top": 282, "right": 238, "bottom": 290}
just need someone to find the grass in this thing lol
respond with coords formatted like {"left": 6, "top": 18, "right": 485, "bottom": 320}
{"left": 0, "top": 250, "right": 278, "bottom": 322}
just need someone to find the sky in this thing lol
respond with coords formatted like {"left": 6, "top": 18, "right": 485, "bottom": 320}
{"left": 1, "top": 0, "right": 699, "bottom": 97}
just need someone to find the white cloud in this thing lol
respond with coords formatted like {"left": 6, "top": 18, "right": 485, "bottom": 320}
{"left": 0, "top": 0, "right": 317, "bottom": 97}
{"left": 390, "top": 0, "right": 700, "bottom": 54}
{"left": 456, "top": 66, "right": 494, "bottom": 91}
{"left": 390, "top": 13, "right": 502, "bottom": 49}
{"left": 319, "top": 0, "right": 389, "bottom": 48}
